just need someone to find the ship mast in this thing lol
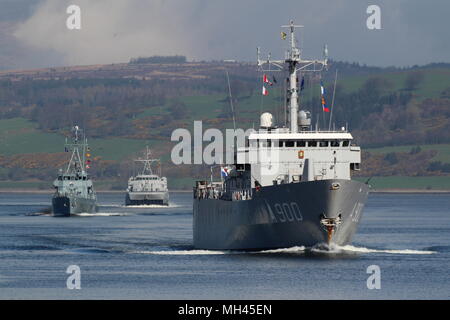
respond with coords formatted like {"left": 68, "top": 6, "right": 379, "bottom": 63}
{"left": 65, "top": 125, "right": 88, "bottom": 175}
{"left": 257, "top": 20, "right": 328, "bottom": 133}
{"left": 135, "top": 146, "right": 161, "bottom": 176}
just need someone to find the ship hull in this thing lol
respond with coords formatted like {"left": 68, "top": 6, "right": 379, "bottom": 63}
{"left": 52, "top": 196, "right": 98, "bottom": 217}
{"left": 125, "top": 191, "right": 169, "bottom": 206}
{"left": 193, "top": 179, "right": 369, "bottom": 250}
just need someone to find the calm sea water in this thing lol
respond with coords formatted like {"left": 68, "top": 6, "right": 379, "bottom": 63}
{"left": 0, "top": 192, "right": 448, "bottom": 300}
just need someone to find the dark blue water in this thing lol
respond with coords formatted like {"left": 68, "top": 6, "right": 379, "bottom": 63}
{"left": 0, "top": 192, "right": 448, "bottom": 299}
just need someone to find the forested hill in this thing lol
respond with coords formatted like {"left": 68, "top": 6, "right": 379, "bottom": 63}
{"left": 0, "top": 58, "right": 450, "bottom": 190}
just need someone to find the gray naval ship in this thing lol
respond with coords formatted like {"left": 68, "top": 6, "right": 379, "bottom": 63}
{"left": 52, "top": 126, "right": 98, "bottom": 216}
{"left": 125, "top": 147, "right": 169, "bottom": 206}
{"left": 193, "top": 21, "right": 370, "bottom": 250}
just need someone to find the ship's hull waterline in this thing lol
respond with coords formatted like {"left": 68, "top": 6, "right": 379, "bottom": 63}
{"left": 193, "top": 179, "right": 369, "bottom": 250}
{"left": 125, "top": 191, "right": 169, "bottom": 206}
{"left": 52, "top": 196, "right": 98, "bottom": 217}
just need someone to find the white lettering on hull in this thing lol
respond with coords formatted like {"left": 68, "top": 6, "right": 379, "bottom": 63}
{"left": 265, "top": 201, "right": 303, "bottom": 223}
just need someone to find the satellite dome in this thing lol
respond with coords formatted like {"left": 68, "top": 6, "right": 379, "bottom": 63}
{"left": 298, "top": 110, "right": 311, "bottom": 127}
{"left": 260, "top": 112, "right": 273, "bottom": 128}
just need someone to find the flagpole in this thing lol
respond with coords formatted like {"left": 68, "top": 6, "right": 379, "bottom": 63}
{"left": 225, "top": 70, "right": 236, "bottom": 131}
{"left": 328, "top": 69, "right": 338, "bottom": 131}
{"left": 284, "top": 76, "right": 287, "bottom": 126}
{"left": 319, "top": 77, "right": 322, "bottom": 131}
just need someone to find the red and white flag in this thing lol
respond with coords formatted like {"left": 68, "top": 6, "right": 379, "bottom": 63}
{"left": 262, "top": 86, "right": 269, "bottom": 96}
{"left": 263, "top": 74, "right": 273, "bottom": 86}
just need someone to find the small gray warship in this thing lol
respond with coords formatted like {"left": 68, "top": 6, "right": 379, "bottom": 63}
{"left": 193, "top": 21, "right": 370, "bottom": 250}
{"left": 125, "top": 147, "right": 169, "bottom": 206}
{"left": 52, "top": 126, "right": 98, "bottom": 216}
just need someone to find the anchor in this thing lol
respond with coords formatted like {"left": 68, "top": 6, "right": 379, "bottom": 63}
{"left": 320, "top": 214, "right": 342, "bottom": 244}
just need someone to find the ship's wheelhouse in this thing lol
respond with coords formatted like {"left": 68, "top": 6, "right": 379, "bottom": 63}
{"left": 236, "top": 130, "right": 362, "bottom": 187}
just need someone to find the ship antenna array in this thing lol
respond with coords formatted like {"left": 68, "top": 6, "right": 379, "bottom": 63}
{"left": 257, "top": 20, "right": 328, "bottom": 133}
{"left": 65, "top": 125, "right": 87, "bottom": 175}
{"left": 135, "top": 146, "right": 161, "bottom": 176}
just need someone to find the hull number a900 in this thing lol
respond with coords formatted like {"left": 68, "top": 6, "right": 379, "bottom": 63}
{"left": 266, "top": 201, "right": 303, "bottom": 223}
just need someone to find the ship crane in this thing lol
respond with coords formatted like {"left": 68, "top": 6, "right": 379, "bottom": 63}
{"left": 257, "top": 20, "right": 328, "bottom": 133}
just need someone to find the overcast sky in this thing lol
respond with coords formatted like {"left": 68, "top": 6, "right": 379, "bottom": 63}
{"left": 1, "top": 0, "right": 449, "bottom": 70}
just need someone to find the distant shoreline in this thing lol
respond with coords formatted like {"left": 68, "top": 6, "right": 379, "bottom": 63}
{"left": 0, "top": 189, "right": 449, "bottom": 194}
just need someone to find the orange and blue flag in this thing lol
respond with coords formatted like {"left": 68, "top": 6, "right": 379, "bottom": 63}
{"left": 320, "top": 81, "right": 330, "bottom": 112}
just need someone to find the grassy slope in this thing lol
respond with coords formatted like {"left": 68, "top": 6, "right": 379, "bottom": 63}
{"left": 0, "top": 118, "right": 152, "bottom": 161}
{"left": 366, "top": 144, "right": 450, "bottom": 163}
{"left": 339, "top": 67, "right": 450, "bottom": 98}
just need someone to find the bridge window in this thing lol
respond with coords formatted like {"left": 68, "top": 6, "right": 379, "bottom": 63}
{"left": 307, "top": 141, "right": 317, "bottom": 147}
{"left": 296, "top": 141, "right": 306, "bottom": 147}
{"left": 285, "top": 140, "right": 295, "bottom": 147}
{"left": 342, "top": 140, "right": 350, "bottom": 147}
{"left": 319, "top": 141, "right": 329, "bottom": 147}
{"left": 350, "top": 163, "right": 360, "bottom": 171}
{"left": 331, "top": 140, "right": 340, "bottom": 147}
{"left": 269, "top": 140, "right": 278, "bottom": 147}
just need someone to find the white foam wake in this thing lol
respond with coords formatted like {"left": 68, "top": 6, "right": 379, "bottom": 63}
{"left": 309, "top": 243, "right": 436, "bottom": 255}
{"left": 338, "top": 245, "right": 436, "bottom": 255}
{"left": 134, "top": 249, "right": 230, "bottom": 255}
{"left": 74, "top": 212, "right": 128, "bottom": 217}
{"left": 134, "top": 246, "right": 307, "bottom": 256}
{"left": 124, "top": 204, "right": 183, "bottom": 208}
{"left": 259, "top": 246, "right": 306, "bottom": 254}
{"left": 132, "top": 244, "right": 435, "bottom": 256}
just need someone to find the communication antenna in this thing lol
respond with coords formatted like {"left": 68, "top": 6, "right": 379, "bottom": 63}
{"left": 257, "top": 20, "right": 328, "bottom": 133}
{"left": 135, "top": 146, "right": 160, "bottom": 176}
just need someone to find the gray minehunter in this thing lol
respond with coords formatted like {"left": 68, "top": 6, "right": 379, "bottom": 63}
{"left": 193, "top": 21, "right": 370, "bottom": 250}
{"left": 52, "top": 126, "right": 98, "bottom": 216}
{"left": 125, "top": 147, "right": 169, "bottom": 206}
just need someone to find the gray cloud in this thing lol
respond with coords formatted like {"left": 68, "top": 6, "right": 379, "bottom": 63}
{"left": 5, "top": 0, "right": 450, "bottom": 69}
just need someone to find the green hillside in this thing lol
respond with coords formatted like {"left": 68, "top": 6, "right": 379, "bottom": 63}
{"left": 0, "top": 118, "right": 152, "bottom": 161}
{"left": 338, "top": 67, "right": 450, "bottom": 99}
{"left": 367, "top": 144, "right": 450, "bottom": 163}
{"left": 1, "top": 61, "right": 450, "bottom": 190}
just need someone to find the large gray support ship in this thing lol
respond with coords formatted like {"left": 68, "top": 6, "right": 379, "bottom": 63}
{"left": 52, "top": 126, "right": 98, "bottom": 216}
{"left": 193, "top": 21, "right": 369, "bottom": 250}
{"left": 125, "top": 147, "right": 169, "bottom": 206}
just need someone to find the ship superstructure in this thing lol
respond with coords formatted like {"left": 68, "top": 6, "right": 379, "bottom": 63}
{"left": 125, "top": 147, "right": 169, "bottom": 206}
{"left": 193, "top": 21, "right": 369, "bottom": 250}
{"left": 52, "top": 126, "right": 97, "bottom": 216}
